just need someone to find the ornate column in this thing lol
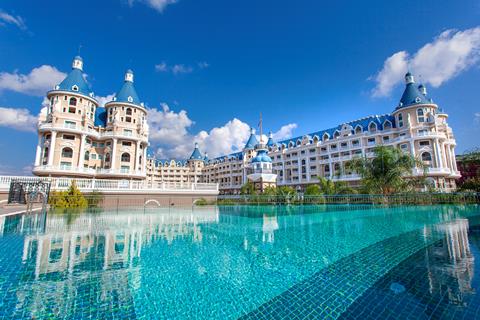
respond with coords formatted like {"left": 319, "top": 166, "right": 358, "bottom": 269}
{"left": 434, "top": 139, "right": 443, "bottom": 168}
{"left": 34, "top": 134, "right": 42, "bottom": 166}
{"left": 451, "top": 146, "right": 458, "bottom": 172}
{"left": 78, "top": 134, "right": 87, "bottom": 169}
{"left": 47, "top": 131, "right": 57, "bottom": 166}
{"left": 135, "top": 142, "right": 141, "bottom": 172}
{"left": 111, "top": 138, "right": 118, "bottom": 170}
{"left": 143, "top": 145, "right": 147, "bottom": 173}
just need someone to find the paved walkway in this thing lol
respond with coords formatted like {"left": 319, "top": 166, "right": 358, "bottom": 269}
{"left": 0, "top": 203, "right": 44, "bottom": 217}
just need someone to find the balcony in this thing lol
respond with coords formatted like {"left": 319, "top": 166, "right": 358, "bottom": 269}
{"left": 33, "top": 165, "right": 147, "bottom": 179}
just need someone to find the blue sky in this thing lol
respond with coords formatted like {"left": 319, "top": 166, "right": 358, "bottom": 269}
{"left": 0, "top": 0, "right": 479, "bottom": 174}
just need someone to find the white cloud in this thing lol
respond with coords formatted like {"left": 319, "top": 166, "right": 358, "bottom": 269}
{"left": 155, "top": 61, "right": 207, "bottom": 75}
{"left": 95, "top": 93, "right": 115, "bottom": 107}
{"left": 128, "top": 0, "right": 177, "bottom": 13}
{"left": 475, "top": 112, "right": 480, "bottom": 123}
{"left": 0, "top": 107, "right": 37, "bottom": 132}
{"left": 0, "top": 10, "right": 27, "bottom": 30}
{"left": 0, "top": 65, "right": 66, "bottom": 96}
{"left": 272, "top": 123, "right": 298, "bottom": 140}
{"left": 372, "top": 27, "right": 480, "bottom": 97}
{"left": 147, "top": 103, "right": 295, "bottom": 159}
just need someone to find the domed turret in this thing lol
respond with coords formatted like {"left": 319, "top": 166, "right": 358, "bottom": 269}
{"left": 111, "top": 69, "right": 141, "bottom": 106}
{"left": 244, "top": 128, "right": 258, "bottom": 150}
{"left": 189, "top": 143, "right": 204, "bottom": 161}
{"left": 266, "top": 131, "right": 275, "bottom": 147}
{"left": 54, "top": 56, "right": 92, "bottom": 96}
{"left": 397, "top": 72, "right": 430, "bottom": 109}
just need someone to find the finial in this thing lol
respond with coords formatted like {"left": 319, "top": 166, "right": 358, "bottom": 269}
{"left": 405, "top": 72, "right": 414, "bottom": 84}
{"left": 125, "top": 69, "right": 134, "bottom": 82}
{"left": 194, "top": 142, "right": 199, "bottom": 148}
{"left": 72, "top": 56, "right": 83, "bottom": 71}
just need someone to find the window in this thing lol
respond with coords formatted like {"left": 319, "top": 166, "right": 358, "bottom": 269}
{"left": 421, "top": 152, "right": 432, "bottom": 162}
{"left": 105, "top": 153, "right": 111, "bottom": 163}
{"left": 60, "top": 162, "right": 72, "bottom": 170}
{"left": 62, "top": 147, "right": 73, "bottom": 158}
{"left": 383, "top": 121, "right": 392, "bottom": 130}
{"left": 417, "top": 109, "right": 425, "bottom": 123}
{"left": 355, "top": 126, "right": 362, "bottom": 135}
{"left": 400, "top": 144, "right": 408, "bottom": 151}
{"left": 122, "top": 141, "right": 132, "bottom": 146}
{"left": 91, "top": 154, "right": 97, "bottom": 160}
{"left": 72, "top": 85, "right": 79, "bottom": 92}
{"left": 64, "top": 120, "right": 76, "bottom": 129}
{"left": 333, "top": 131, "right": 340, "bottom": 139}
{"left": 120, "top": 165, "right": 130, "bottom": 173}
{"left": 369, "top": 122, "right": 377, "bottom": 133}
{"left": 367, "top": 138, "right": 375, "bottom": 146}
{"left": 63, "top": 134, "right": 75, "bottom": 140}
{"left": 126, "top": 108, "right": 132, "bottom": 115}
{"left": 121, "top": 153, "right": 130, "bottom": 162}
{"left": 84, "top": 151, "right": 90, "bottom": 161}
{"left": 419, "top": 140, "right": 430, "bottom": 147}
{"left": 123, "top": 129, "right": 133, "bottom": 136}
{"left": 398, "top": 113, "right": 404, "bottom": 127}
{"left": 69, "top": 97, "right": 77, "bottom": 106}
{"left": 383, "top": 136, "right": 390, "bottom": 142}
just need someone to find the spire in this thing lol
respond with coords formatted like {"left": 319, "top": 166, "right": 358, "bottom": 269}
{"left": 418, "top": 84, "right": 427, "bottom": 95}
{"left": 244, "top": 128, "right": 258, "bottom": 150}
{"left": 397, "top": 72, "right": 430, "bottom": 109}
{"left": 189, "top": 142, "right": 203, "bottom": 160}
{"left": 267, "top": 131, "right": 275, "bottom": 147}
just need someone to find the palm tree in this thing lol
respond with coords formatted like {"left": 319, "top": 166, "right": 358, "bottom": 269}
{"left": 317, "top": 177, "right": 355, "bottom": 195}
{"left": 348, "top": 146, "right": 425, "bottom": 195}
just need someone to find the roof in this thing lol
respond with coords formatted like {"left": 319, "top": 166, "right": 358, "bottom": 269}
{"left": 94, "top": 107, "right": 107, "bottom": 127}
{"left": 397, "top": 82, "right": 431, "bottom": 109}
{"left": 189, "top": 144, "right": 204, "bottom": 160}
{"left": 244, "top": 130, "right": 258, "bottom": 150}
{"left": 276, "top": 114, "right": 395, "bottom": 147}
{"left": 56, "top": 68, "right": 92, "bottom": 96}
{"left": 114, "top": 81, "right": 141, "bottom": 105}
{"left": 267, "top": 133, "right": 275, "bottom": 147}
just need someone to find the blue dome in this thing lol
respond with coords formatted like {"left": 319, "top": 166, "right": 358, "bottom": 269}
{"left": 251, "top": 149, "right": 272, "bottom": 163}
{"left": 114, "top": 81, "right": 141, "bottom": 105}
{"left": 266, "top": 132, "right": 275, "bottom": 147}
{"left": 56, "top": 68, "right": 91, "bottom": 96}
{"left": 396, "top": 73, "right": 431, "bottom": 109}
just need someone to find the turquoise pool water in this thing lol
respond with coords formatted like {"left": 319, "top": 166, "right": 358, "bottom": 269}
{"left": 0, "top": 205, "right": 479, "bottom": 319}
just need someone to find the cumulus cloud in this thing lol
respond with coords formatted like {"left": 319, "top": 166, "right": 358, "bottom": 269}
{"left": 95, "top": 93, "right": 115, "bottom": 107}
{"left": 272, "top": 123, "right": 298, "bottom": 140}
{"left": 372, "top": 27, "right": 480, "bottom": 97}
{"left": 0, "top": 65, "right": 66, "bottom": 96}
{"left": 147, "top": 103, "right": 296, "bottom": 159}
{"left": 128, "top": 0, "right": 177, "bottom": 13}
{"left": 155, "top": 61, "right": 208, "bottom": 75}
{"left": 0, "top": 10, "right": 27, "bottom": 30}
{"left": 0, "top": 107, "right": 37, "bottom": 132}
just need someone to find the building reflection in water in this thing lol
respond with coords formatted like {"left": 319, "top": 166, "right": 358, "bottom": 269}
{"left": 0, "top": 208, "right": 219, "bottom": 318}
{"left": 429, "top": 219, "right": 475, "bottom": 306}
{"left": 262, "top": 213, "right": 279, "bottom": 243}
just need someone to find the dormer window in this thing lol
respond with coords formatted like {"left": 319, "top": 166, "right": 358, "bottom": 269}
{"left": 72, "top": 85, "right": 79, "bottom": 92}
{"left": 128, "top": 96, "right": 133, "bottom": 103}
{"left": 415, "top": 97, "right": 421, "bottom": 103}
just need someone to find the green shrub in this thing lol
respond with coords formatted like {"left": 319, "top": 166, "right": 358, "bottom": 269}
{"left": 48, "top": 181, "right": 88, "bottom": 209}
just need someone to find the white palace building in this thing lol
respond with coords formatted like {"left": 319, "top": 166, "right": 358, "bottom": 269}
{"left": 32, "top": 56, "right": 461, "bottom": 194}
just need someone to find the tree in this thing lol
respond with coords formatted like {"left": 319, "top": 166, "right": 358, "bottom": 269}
{"left": 348, "top": 146, "right": 425, "bottom": 195}
{"left": 304, "top": 184, "right": 321, "bottom": 196}
{"left": 240, "top": 182, "right": 256, "bottom": 195}
{"left": 317, "top": 177, "right": 356, "bottom": 195}
{"left": 49, "top": 181, "right": 88, "bottom": 209}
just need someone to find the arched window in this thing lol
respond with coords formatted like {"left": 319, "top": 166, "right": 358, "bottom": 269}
{"left": 121, "top": 153, "right": 130, "bottom": 162}
{"left": 126, "top": 108, "right": 132, "bottom": 115}
{"left": 296, "top": 140, "right": 301, "bottom": 146}
{"left": 84, "top": 151, "right": 90, "bottom": 161}
{"left": 69, "top": 97, "right": 77, "bottom": 106}
{"left": 333, "top": 131, "right": 340, "bottom": 139}
{"left": 369, "top": 122, "right": 377, "bottom": 133}
{"left": 322, "top": 133, "right": 329, "bottom": 141}
{"left": 42, "top": 147, "right": 49, "bottom": 165}
{"left": 383, "top": 120, "right": 392, "bottom": 130}
{"left": 421, "top": 152, "right": 432, "bottom": 162}
{"left": 62, "top": 147, "right": 73, "bottom": 158}
{"left": 355, "top": 126, "right": 362, "bottom": 135}
{"left": 313, "top": 136, "right": 319, "bottom": 144}
{"left": 398, "top": 113, "right": 404, "bottom": 127}
{"left": 417, "top": 109, "right": 425, "bottom": 123}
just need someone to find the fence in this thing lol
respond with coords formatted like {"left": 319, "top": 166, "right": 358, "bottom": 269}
{"left": 0, "top": 175, "right": 218, "bottom": 193}
{"left": 217, "top": 193, "right": 480, "bottom": 206}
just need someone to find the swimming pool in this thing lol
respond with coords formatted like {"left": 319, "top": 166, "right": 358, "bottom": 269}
{"left": 0, "top": 204, "right": 479, "bottom": 319}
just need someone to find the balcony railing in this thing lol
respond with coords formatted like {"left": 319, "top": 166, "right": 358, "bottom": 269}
{"left": 38, "top": 122, "right": 148, "bottom": 141}
{"left": 33, "top": 165, "right": 146, "bottom": 177}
